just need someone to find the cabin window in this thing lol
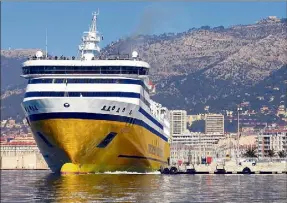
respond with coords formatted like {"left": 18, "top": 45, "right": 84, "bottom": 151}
{"left": 22, "top": 66, "right": 148, "bottom": 75}
{"left": 27, "top": 78, "right": 150, "bottom": 93}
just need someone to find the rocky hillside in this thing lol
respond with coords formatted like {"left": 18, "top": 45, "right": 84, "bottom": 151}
{"left": 101, "top": 17, "right": 287, "bottom": 86}
{"left": 152, "top": 65, "right": 286, "bottom": 113}
{"left": 1, "top": 17, "right": 286, "bottom": 119}
{"left": 1, "top": 49, "right": 41, "bottom": 92}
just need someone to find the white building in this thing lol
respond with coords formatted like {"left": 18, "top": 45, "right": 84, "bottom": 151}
{"left": 257, "top": 130, "right": 287, "bottom": 157}
{"left": 169, "top": 110, "right": 187, "bottom": 137}
{"left": 205, "top": 114, "right": 224, "bottom": 134}
{"left": 170, "top": 132, "right": 225, "bottom": 164}
{"left": 170, "top": 143, "right": 193, "bottom": 165}
{"left": 1, "top": 120, "right": 7, "bottom": 128}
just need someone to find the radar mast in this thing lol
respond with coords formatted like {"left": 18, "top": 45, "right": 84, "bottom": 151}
{"left": 78, "top": 10, "right": 102, "bottom": 60}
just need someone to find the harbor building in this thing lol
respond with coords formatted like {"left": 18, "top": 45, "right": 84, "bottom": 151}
{"left": 277, "top": 104, "right": 286, "bottom": 116}
{"left": 170, "top": 110, "right": 187, "bottom": 137}
{"left": 170, "top": 133, "right": 258, "bottom": 164}
{"left": 1, "top": 120, "right": 7, "bottom": 128}
{"left": 205, "top": 114, "right": 224, "bottom": 134}
{"left": 170, "top": 132, "right": 225, "bottom": 164}
{"left": 257, "top": 129, "right": 287, "bottom": 158}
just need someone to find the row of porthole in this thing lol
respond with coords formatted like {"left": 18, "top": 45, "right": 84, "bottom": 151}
{"left": 24, "top": 105, "right": 38, "bottom": 113}
{"left": 101, "top": 105, "right": 132, "bottom": 115}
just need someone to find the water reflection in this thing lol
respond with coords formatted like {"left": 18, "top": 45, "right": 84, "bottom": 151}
{"left": 36, "top": 172, "right": 163, "bottom": 203}
{"left": 1, "top": 171, "right": 287, "bottom": 203}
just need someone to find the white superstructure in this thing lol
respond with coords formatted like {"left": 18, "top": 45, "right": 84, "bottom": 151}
{"left": 78, "top": 10, "right": 102, "bottom": 60}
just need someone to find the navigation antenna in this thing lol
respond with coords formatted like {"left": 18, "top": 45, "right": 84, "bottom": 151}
{"left": 45, "top": 28, "right": 48, "bottom": 58}
{"left": 78, "top": 10, "right": 102, "bottom": 60}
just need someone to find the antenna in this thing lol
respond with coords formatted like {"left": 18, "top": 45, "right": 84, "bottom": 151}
{"left": 79, "top": 10, "right": 101, "bottom": 60}
{"left": 130, "top": 43, "right": 133, "bottom": 58}
{"left": 45, "top": 28, "right": 48, "bottom": 58}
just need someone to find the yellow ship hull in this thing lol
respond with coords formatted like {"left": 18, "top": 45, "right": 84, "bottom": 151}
{"left": 29, "top": 117, "right": 170, "bottom": 173}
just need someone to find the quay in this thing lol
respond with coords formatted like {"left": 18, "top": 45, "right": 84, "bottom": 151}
{"left": 1, "top": 145, "right": 286, "bottom": 174}
{"left": 0, "top": 145, "right": 49, "bottom": 170}
{"left": 1, "top": 147, "right": 286, "bottom": 174}
{"left": 161, "top": 159, "right": 287, "bottom": 175}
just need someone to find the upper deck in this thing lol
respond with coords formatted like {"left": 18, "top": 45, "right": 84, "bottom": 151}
{"left": 21, "top": 56, "right": 151, "bottom": 78}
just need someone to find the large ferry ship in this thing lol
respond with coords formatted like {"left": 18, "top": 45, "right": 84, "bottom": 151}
{"left": 21, "top": 11, "right": 171, "bottom": 173}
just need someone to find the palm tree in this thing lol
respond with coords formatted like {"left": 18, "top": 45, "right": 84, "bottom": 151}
{"left": 267, "top": 149, "right": 275, "bottom": 158}
{"left": 267, "top": 149, "right": 275, "bottom": 159}
{"left": 278, "top": 150, "right": 287, "bottom": 158}
{"left": 243, "top": 148, "right": 257, "bottom": 158}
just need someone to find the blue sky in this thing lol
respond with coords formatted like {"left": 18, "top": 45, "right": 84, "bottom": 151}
{"left": 2, "top": 1, "right": 286, "bottom": 56}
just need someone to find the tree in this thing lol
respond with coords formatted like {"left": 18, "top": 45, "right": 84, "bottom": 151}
{"left": 267, "top": 149, "right": 275, "bottom": 158}
{"left": 189, "top": 120, "right": 205, "bottom": 132}
{"left": 278, "top": 150, "right": 287, "bottom": 158}
{"left": 243, "top": 148, "right": 257, "bottom": 158}
{"left": 200, "top": 25, "right": 210, "bottom": 30}
{"left": 214, "top": 26, "right": 225, "bottom": 30}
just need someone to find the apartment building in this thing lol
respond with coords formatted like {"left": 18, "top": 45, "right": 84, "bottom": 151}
{"left": 169, "top": 110, "right": 187, "bottom": 137}
{"left": 205, "top": 114, "right": 224, "bottom": 134}
{"left": 257, "top": 130, "right": 287, "bottom": 157}
{"left": 170, "top": 132, "right": 225, "bottom": 163}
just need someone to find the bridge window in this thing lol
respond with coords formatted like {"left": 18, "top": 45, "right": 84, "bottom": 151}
{"left": 23, "top": 66, "right": 149, "bottom": 75}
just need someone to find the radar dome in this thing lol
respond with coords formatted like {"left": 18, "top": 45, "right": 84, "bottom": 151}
{"left": 132, "top": 51, "right": 138, "bottom": 58}
{"left": 35, "top": 51, "right": 43, "bottom": 58}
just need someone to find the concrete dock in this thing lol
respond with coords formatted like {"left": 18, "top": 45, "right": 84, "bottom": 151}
{"left": 162, "top": 160, "right": 287, "bottom": 174}
{"left": 0, "top": 145, "right": 49, "bottom": 170}
{"left": 1, "top": 146, "right": 286, "bottom": 174}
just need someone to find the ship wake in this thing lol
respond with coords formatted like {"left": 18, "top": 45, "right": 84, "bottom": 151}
{"left": 96, "top": 171, "right": 161, "bottom": 175}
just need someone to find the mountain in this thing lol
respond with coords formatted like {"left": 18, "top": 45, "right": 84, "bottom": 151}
{"left": 1, "top": 49, "right": 40, "bottom": 92}
{"left": 152, "top": 64, "right": 286, "bottom": 113}
{"left": 1, "top": 17, "right": 286, "bottom": 120}
{"left": 101, "top": 17, "right": 287, "bottom": 85}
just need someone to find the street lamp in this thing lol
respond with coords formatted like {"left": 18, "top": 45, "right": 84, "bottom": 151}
{"left": 237, "top": 107, "right": 242, "bottom": 164}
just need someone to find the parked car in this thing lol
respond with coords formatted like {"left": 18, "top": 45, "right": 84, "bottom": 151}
{"left": 239, "top": 158, "right": 257, "bottom": 166}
